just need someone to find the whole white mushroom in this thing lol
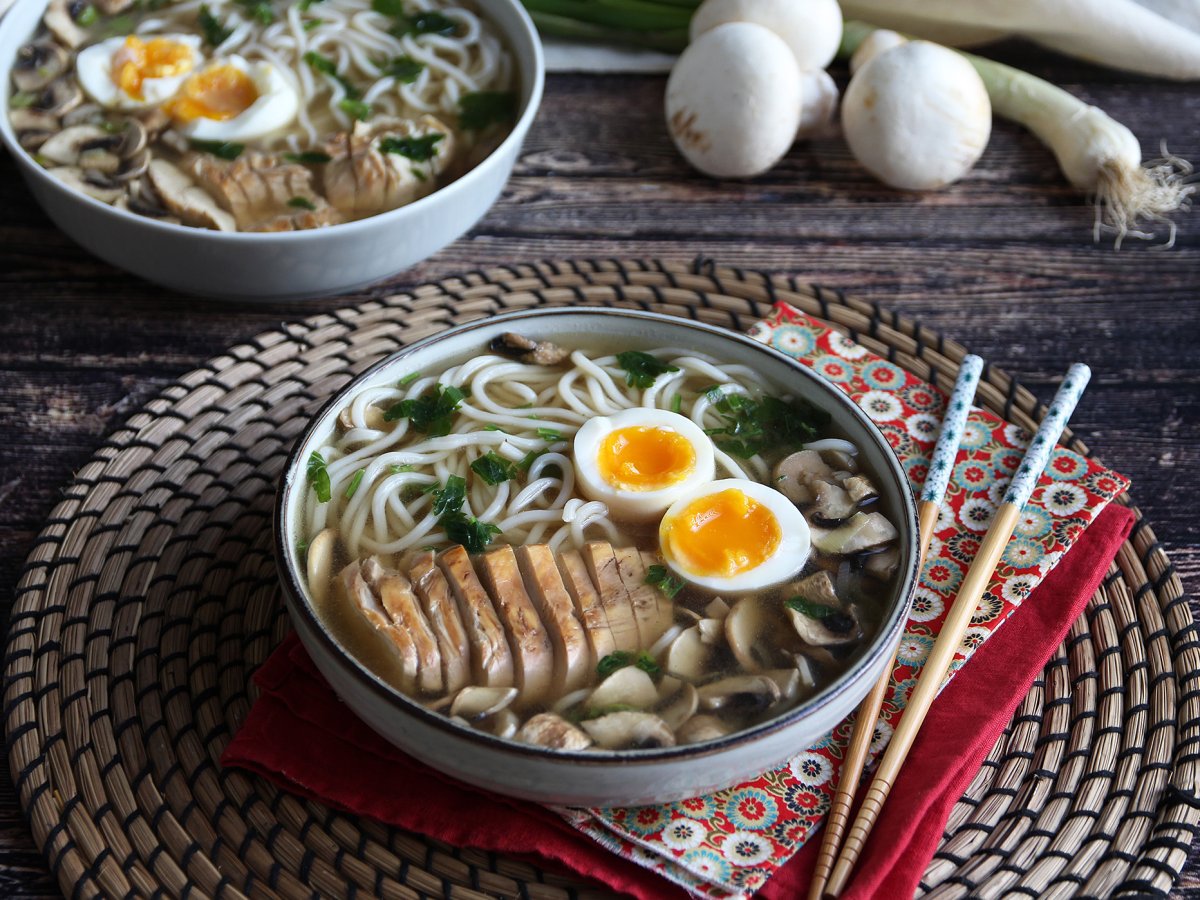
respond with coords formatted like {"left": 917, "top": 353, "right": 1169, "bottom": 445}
{"left": 689, "top": 0, "right": 844, "bottom": 71}
{"left": 665, "top": 22, "right": 803, "bottom": 178}
{"left": 841, "top": 40, "right": 992, "bottom": 191}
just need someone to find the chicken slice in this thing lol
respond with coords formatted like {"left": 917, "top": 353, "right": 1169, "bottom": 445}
{"left": 557, "top": 549, "right": 618, "bottom": 663}
{"left": 438, "top": 545, "right": 514, "bottom": 687}
{"left": 613, "top": 546, "right": 671, "bottom": 648}
{"left": 407, "top": 550, "right": 471, "bottom": 694}
{"left": 516, "top": 545, "right": 592, "bottom": 695}
{"left": 184, "top": 151, "right": 342, "bottom": 232}
{"left": 475, "top": 546, "right": 554, "bottom": 706}
{"left": 584, "top": 541, "right": 641, "bottom": 653}
{"left": 641, "top": 549, "right": 678, "bottom": 638}
{"left": 336, "top": 561, "right": 417, "bottom": 692}
{"left": 359, "top": 557, "right": 443, "bottom": 696}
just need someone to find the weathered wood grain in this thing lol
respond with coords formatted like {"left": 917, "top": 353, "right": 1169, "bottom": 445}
{"left": 1, "top": 47, "right": 1198, "bottom": 897}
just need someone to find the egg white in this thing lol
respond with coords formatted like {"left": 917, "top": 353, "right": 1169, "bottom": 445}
{"left": 76, "top": 34, "right": 203, "bottom": 110}
{"left": 171, "top": 56, "right": 299, "bottom": 142}
{"left": 658, "top": 479, "right": 811, "bottom": 592}
{"left": 573, "top": 408, "right": 716, "bottom": 522}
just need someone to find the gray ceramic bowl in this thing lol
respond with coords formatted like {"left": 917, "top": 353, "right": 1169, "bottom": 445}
{"left": 275, "top": 308, "right": 920, "bottom": 806}
{"left": 0, "top": 0, "right": 543, "bottom": 301}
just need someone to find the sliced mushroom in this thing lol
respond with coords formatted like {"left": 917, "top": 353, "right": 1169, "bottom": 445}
{"left": 115, "top": 148, "right": 150, "bottom": 182}
{"left": 664, "top": 626, "right": 712, "bottom": 680}
{"left": 697, "top": 617, "right": 724, "bottom": 645}
{"left": 18, "top": 131, "right": 55, "bottom": 152}
{"left": 45, "top": 0, "right": 88, "bottom": 48}
{"left": 587, "top": 665, "right": 659, "bottom": 712}
{"left": 823, "top": 449, "right": 859, "bottom": 473}
{"left": 696, "top": 675, "right": 782, "bottom": 712}
{"left": 45, "top": 167, "right": 125, "bottom": 203}
{"left": 34, "top": 78, "right": 83, "bottom": 117}
{"left": 773, "top": 450, "right": 835, "bottom": 505}
{"left": 811, "top": 479, "right": 858, "bottom": 524}
{"left": 489, "top": 332, "right": 570, "bottom": 366}
{"left": 490, "top": 708, "right": 520, "bottom": 739}
{"left": 13, "top": 40, "right": 70, "bottom": 93}
{"left": 704, "top": 597, "right": 730, "bottom": 619}
{"left": 656, "top": 681, "right": 698, "bottom": 731}
{"left": 786, "top": 573, "right": 861, "bottom": 646}
{"left": 724, "top": 595, "right": 799, "bottom": 672}
{"left": 677, "top": 714, "right": 730, "bottom": 744}
{"left": 449, "top": 685, "right": 518, "bottom": 720}
{"left": 515, "top": 712, "right": 593, "bottom": 750}
{"left": 79, "top": 146, "right": 122, "bottom": 176}
{"left": 305, "top": 528, "right": 336, "bottom": 606}
{"left": 62, "top": 103, "right": 104, "bottom": 128}
{"left": 39, "top": 124, "right": 111, "bottom": 166}
{"left": 762, "top": 668, "right": 804, "bottom": 703}
{"left": 136, "top": 107, "right": 172, "bottom": 139}
{"left": 11, "top": 108, "right": 58, "bottom": 135}
{"left": 581, "top": 711, "right": 676, "bottom": 750}
{"left": 863, "top": 545, "right": 901, "bottom": 581}
{"left": 146, "top": 159, "right": 237, "bottom": 231}
{"left": 844, "top": 475, "right": 879, "bottom": 505}
{"left": 810, "top": 512, "right": 898, "bottom": 556}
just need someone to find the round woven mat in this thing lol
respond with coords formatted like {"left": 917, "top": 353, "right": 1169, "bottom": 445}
{"left": 6, "top": 259, "right": 1198, "bottom": 899}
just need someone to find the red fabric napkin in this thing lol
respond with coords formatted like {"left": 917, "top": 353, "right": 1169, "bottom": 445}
{"left": 224, "top": 504, "right": 1134, "bottom": 899}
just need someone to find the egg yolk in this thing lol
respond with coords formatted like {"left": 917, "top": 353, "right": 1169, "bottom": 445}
{"left": 597, "top": 426, "right": 696, "bottom": 492}
{"left": 664, "top": 489, "right": 781, "bottom": 577}
{"left": 111, "top": 36, "right": 195, "bottom": 100}
{"left": 164, "top": 64, "right": 259, "bottom": 122}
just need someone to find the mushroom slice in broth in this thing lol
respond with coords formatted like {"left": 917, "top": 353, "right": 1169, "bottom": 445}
{"left": 697, "top": 675, "right": 782, "bottom": 713}
{"left": 516, "top": 713, "right": 593, "bottom": 750}
{"left": 581, "top": 711, "right": 676, "bottom": 750}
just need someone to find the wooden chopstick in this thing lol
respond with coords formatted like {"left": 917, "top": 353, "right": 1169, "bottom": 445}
{"left": 807, "top": 355, "right": 983, "bottom": 900}
{"left": 824, "top": 363, "right": 1092, "bottom": 897}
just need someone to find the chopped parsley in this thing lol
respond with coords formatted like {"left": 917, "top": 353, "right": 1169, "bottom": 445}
{"left": 283, "top": 150, "right": 332, "bottom": 164}
{"left": 75, "top": 3, "right": 98, "bottom": 25}
{"left": 785, "top": 596, "right": 834, "bottom": 619}
{"left": 382, "top": 54, "right": 425, "bottom": 83}
{"left": 305, "top": 50, "right": 361, "bottom": 99}
{"left": 378, "top": 133, "right": 444, "bottom": 161}
{"left": 704, "top": 391, "right": 831, "bottom": 459}
{"left": 439, "top": 510, "right": 501, "bottom": 553}
{"left": 189, "top": 139, "right": 244, "bottom": 160}
{"left": 459, "top": 90, "right": 517, "bottom": 131}
{"left": 400, "top": 10, "right": 458, "bottom": 36}
{"left": 344, "top": 468, "right": 365, "bottom": 498}
{"left": 198, "top": 5, "right": 232, "bottom": 46}
{"left": 288, "top": 196, "right": 317, "bottom": 210}
{"left": 339, "top": 98, "right": 371, "bottom": 121}
{"left": 615, "top": 350, "right": 679, "bottom": 390}
{"left": 596, "top": 651, "right": 661, "bottom": 680}
{"left": 516, "top": 448, "right": 546, "bottom": 471}
{"left": 306, "top": 451, "right": 331, "bottom": 503}
{"left": 369, "top": 0, "right": 404, "bottom": 15}
{"left": 237, "top": 0, "right": 275, "bottom": 23}
{"left": 430, "top": 474, "right": 466, "bottom": 516}
{"left": 536, "top": 427, "right": 562, "bottom": 442}
{"left": 645, "top": 564, "right": 685, "bottom": 599}
{"left": 382, "top": 383, "right": 465, "bottom": 435}
{"left": 470, "top": 451, "right": 517, "bottom": 485}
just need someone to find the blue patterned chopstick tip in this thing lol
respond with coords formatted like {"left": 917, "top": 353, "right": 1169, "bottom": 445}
{"left": 1002, "top": 363, "right": 1092, "bottom": 509}
{"left": 920, "top": 354, "right": 984, "bottom": 504}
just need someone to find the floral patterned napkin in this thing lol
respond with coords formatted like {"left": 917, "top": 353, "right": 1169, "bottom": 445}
{"left": 552, "top": 302, "right": 1129, "bottom": 899}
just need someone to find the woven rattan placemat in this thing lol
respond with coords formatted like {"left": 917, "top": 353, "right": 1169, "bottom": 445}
{"left": 6, "top": 259, "right": 1198, "bottom": 899}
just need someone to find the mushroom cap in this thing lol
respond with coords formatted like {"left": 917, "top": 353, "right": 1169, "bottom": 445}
{"left": 842, "top": 40, "right": 992, "bottom": 191}
{"left": 689, "top": 0, "right": 844, "bottom": 71}
{"left": 665, "top": 22, "right": 802, "bottom": 179}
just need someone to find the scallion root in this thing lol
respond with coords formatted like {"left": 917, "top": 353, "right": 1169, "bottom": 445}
{"left": 1094, "top": 147, "right": 1195, "bottom": 248}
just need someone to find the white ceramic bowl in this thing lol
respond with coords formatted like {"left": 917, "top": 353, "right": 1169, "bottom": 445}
{"left": 0, "top": 0, "right": 543, "bottom": 301}
{"left": 275, "top": 308, "right": 920, "bottom": 806}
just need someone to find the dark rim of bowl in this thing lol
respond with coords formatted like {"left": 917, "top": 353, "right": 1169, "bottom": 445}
{"left": 0, "top": 0, "right": 544, "bottom": 242}
{"left": 275, "top": 307, "right": 921, "bottom": 764}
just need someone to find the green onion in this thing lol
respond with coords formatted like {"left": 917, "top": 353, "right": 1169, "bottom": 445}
{"left": 785, "top": 596, "right": 834, "bottom": 619}
{"left": 339, "top": 98, "right": 372, "bottom": 121}
{"left": 9, "top": 91, "right": 36, "bottom": 109}
{"left": 470, "top": 451, "right": 517, "bottom": 485}
{"left": 388, "top": 463, "right": 415, "bottom": 474}
{"left": 670, "top": 394, "right": 682, "bottom": 414}
{"left": 615, "top": 350, "right": 679, "bottom": 389}
{"left": 237, "top": 0, "right": 275, "bottom": 23}
{"left": 288, "top": 196, "right": 317, "bottom": 210}
{"left": 345, "top": 468, "right": 365, "bottom": 498}
{"left": 198, "top": 5, "right": 232, "bottom": 46}
{"left": 189, "top": 139, "right": 244, "bottom": 160}
{"left": 439, "top": 510, "right": 501, "bottom": 553}
{"left": 398, "top": 371, "right": 421, "bottom": 386}
{"left": 536, "top": 427, "right": 562, "bottom": 442}
{"left": 431, "top": 474, "right": 467, "bottom": 516}
{"left": 595, "top": 650, "right": 662, "bottom": 680}
{"left": 378, "top": 133, "right": 444, "bottom": 161}
{"left": 307, "top": 451, "right": 331, "bottom": 503}
{"left": 383, "top": 383, "right": 465, "bottom": 435}
{"left": 645, "top": 564, "right": 685, "bottom": 599}
{"left": 383, "top": 54, "right": 425, "bottom": 83}
{"left": 75, "top": 3, "right": 98, "bottom": 25}
{"left": 302, "top": 17, "right": 323, "bottom": 29}
{"left": 458, "top": 91, "right": 518, "bottom": 131}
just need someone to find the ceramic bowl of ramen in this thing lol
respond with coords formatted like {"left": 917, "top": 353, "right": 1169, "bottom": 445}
{"left": 275, "top": 307, "right": 921, "bottom": 806}
{"left": 0, "top": 0, "right": 542, "bottom": 300}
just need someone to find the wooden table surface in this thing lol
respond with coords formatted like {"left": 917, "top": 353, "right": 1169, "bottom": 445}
{"left": 2, "top": 42, "right": 1199, "bottom": 898}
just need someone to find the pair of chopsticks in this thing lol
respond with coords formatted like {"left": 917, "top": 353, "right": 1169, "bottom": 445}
{"left": 809, "top": 359, "right": 1092, "bottom": 899}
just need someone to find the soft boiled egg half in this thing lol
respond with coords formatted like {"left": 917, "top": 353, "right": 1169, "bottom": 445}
{"left": 163, "top": 55, "right": 298, "bottom": 141}
{"left": 76, "top": 34, "right": 204, "bottom": 110}
{"left": 658, "top": 479, "right": 811, "bottom": 592}
{"left": 574, "top": 408, "right": 716, "bottom": 522}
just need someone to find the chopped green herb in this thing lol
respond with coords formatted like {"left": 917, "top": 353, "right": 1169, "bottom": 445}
{"left": 595, "top": 651, "right": 662, "bottom": 680}
{"left": 345, "top": 468, "right": 365, "bottom": 498}
{"left": 516, "top": 448, "right": 546, "bottom": 471}
{"left": 439, "top": 510, "right": 501, "bottom": 553}
{"left": 397, "top": 371, "right": 421, "bottom": 386}
{"left": 283, "top": 150, "right": 332, "bottom": 164}
{"left": 298, "top": 0, "right": 324, "bottom": 9}
{"left": 615, "top": 350, "right": 679, "bottom": 390}
{"left": 382, "top": 54, "right": 424, "bottom": 83}
{"left": 785, "top": 596, "right": 834, "bottom": 619}
{"left": 237, "top": 0, "right": 275, "bottom": 23}
{"left": 431, "top": 474, "right": 467, "bottom": 516}
{"left": 305, "top": 50, "right": 361, "bottom": 99}
{"left": 705, "top": 392, "right": 831, "bottom": 459}
{"left": 670, "top": 394, "right": 682, "bottom": 414}
{"left": 198, "top": 4, "right": 232, "bottom": 46}
{"left": 339, "top": 97, "right": 371, "bottom": 121}
{"left": 403, "top": 10, "right": 458, "bottom": 35}
{"left": 703, "top": 384, "right": 727, "bottom": 401}
{"left": 411, "top": 166, "right": 427, "bottom": 181}
{"left": 459, "top": 90, "right": 517, "bottom": 131}
{"left": 482, "top": 424, "right": 504, "bottom": 432}
{"left": 369, "top": 0, "right": 404, "bottom": 15}
{"left": 99, "top": 13, "right": 134, "bottom": 36}
{"left": 296, "top": 539, "right": 309, "bottom": 558}
{"left": 75, "top": 3, "right": 98, "bottom": 25}
{"left": 388, "top": 463, "right": 415, "bottom": 474}
{"left": 378, "top": 133, "right": 443, "bottom": 161}
{"left": 302, "top": 17, "right": 322, "bottom": 29}
{"left": 306, "top": 451, "right": 331, "bottom": 503}
{"left": 288, "top": 196, "right": 317, "bottom": 210}
{"left": 189, "top": 138, "right": 244, "bottom": 160}
{"left": 645, "top": 564, "right": 685, "bottom": 599}
{"left": 536, "top": 427, "right": 562, "bottom": 442}
{"left": 470, "top": 451, "right": 517, "bottom": 485}
{"left": 382, "top": 383, "right": 465, "bottom": 435}
{"left": 8, "top": 91, "right": 36, "bottom": 109}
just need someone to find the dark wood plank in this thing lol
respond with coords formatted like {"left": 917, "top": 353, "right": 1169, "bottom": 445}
{"left": 1, "top": 49, "right": 1199, "bottom": 896}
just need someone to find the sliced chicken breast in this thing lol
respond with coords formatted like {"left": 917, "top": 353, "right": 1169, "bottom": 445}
{"left": 641, "top": 549, "right": 678, "bottom": 638}
{"left": 557, "top": 549, "right": 618, "bottom": 663}
{"left": 475, "top": 546, "right": 554, "bottom": 706}
{"left": 516, "top": 544, "right": 592, "bottom": 695}
{"left": 613, "top": 546, "right": 671, "bottom": 648}
{"left": 438, "top": 545, "right": 514, "bottom": 687}
{"left": 407, "top": 550, "right": 471, "bottom": 694}
{"left": 583, "top": 541, "right": 641, "bottom": 653}
{"left": 337, "top": 561, "right": 418, "bottom": 692}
